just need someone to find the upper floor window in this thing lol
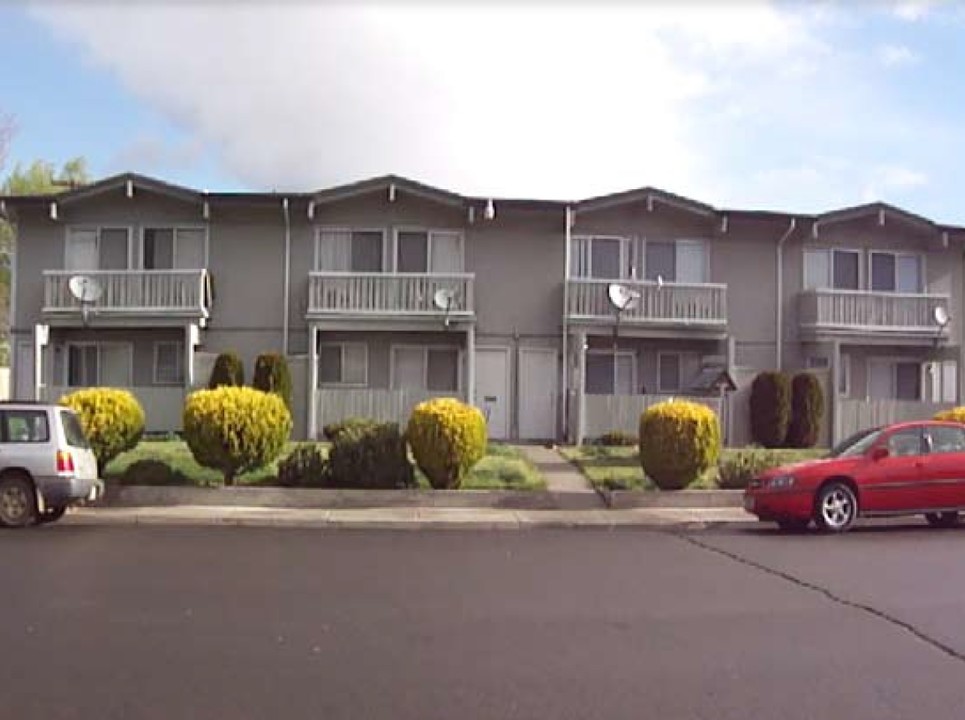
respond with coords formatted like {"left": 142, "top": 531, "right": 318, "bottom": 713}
{"left": 316, "top": 229, "right": 385, "bottom": 272}
{"left": 642, "top": 240, "right": 708, "bottom": 284}
{"left": 804, "top": 247, "right": 922, "bottom": 293}
{"left": 396, "top": 230, "right": 463, "bottom": 273}
{"left": 142, "top": 228, "right": 206, "bottom": 270}
{"left": 570, "top": 236, "right": 630, "bottom": 280}
{"left": 870, "top": 251, "right": 921, "bottom": 293}
{"left": 66, "top": 227, "right": 131, "bottom": 271}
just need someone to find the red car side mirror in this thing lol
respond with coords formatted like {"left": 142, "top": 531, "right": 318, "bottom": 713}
{"left": 870, "top": 446, "right": 889, "bottom": 461}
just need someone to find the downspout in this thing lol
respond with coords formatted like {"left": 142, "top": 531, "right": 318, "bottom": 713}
{"left": 775, "top": 218, "right": 796, "bottom": 370}
{"left": 561, "top": 205, "right": 572, "bottom": 442}
{"left": 282, "top": 197, "right": 291, "bottom": 355}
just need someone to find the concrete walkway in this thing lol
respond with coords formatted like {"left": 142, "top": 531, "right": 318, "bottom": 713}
{"left": 517, "top": 445, "right": 598, "bottom": 495}
{"left": 65, "top": 505, "right": 751, "bottom": 530}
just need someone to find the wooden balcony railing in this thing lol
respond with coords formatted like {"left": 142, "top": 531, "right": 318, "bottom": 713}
{"left": 43, "top": 270, "right": 210, "bottom": 317}
{"left": 308, "top": 272, "right": 474, "bottom": 317}
{"left": 799, "top": 289, "right": 949, "bottom": 334}
{"left": 566, "top": 278, "right": 727, "bottom": 327}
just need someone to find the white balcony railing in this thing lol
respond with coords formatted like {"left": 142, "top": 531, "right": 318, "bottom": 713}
{"left": 799, "top": 289, "right": 949, "bottom": 334}
{"left": 43, "top": 270, "right": 211, "bottom": 317}
{"left": 308, "top": 272, "right": 474, "bottom": 317}
{"left": 567, "top": 278, "right": 727, "bottom": 326}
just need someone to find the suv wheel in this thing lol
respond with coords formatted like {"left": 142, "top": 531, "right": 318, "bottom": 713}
{"left": 0, "top": 475, "right": 37, "bottom": 528}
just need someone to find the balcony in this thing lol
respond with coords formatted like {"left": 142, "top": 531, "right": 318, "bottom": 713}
{"left": 43, "top": 270, "right": 211, "bottom": 322}
{"left": 307, "top": 272, "right": 475, "bottom": 320}
{"left": 798, "top": 289, "right": 950, "bottom": 339}
{"left": 566, "top": 279, "right": 727, "bottom": 331}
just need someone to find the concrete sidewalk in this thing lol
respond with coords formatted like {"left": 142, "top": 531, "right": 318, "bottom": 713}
{"left": 64, "top": 505, "right": 752, "bottom": 530}
{"left": 516, "top": 445, "right": 598, "bottom": 495}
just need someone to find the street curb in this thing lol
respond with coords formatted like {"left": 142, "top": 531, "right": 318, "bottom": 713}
{"left": 102, "top": 485, "right": 605, "bottom": 511}
{"left": 62, "top": 506, "right": 756, "bottom": 531}
{"left": 599, "top": 489, "right": 743, "bottom": 509}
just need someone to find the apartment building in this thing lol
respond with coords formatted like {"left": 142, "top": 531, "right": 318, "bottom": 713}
{"left": 2, "top": 172, "right": 961, "bottom": 445}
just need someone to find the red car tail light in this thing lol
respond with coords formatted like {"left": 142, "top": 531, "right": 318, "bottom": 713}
{"left": 56, "top": 450, "right": 74, "bottom": 474}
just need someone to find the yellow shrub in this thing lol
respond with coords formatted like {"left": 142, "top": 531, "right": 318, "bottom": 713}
{"left": 406, "top": 397, "right": 487, "bottom": 489}
{"left": 934, "top": 407, "right": 965, "bottom": 423}
{"left": 183, "top": 386, "right": 292, "bottom": 485}
{"left": 639, "top": 400, "right": 721, "bottom": 490}
{"left": 59, "top": 388, "right": 145, "bottom": 474}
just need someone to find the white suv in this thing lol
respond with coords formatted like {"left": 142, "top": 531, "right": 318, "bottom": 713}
{"left": 0, "top": 403, "right": 103, "bottom": 527}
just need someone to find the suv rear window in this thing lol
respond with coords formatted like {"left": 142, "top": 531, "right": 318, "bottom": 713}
{"left": 2, "top": 410, "right": 50, "bottom": 443}
{"left": 60, "top": 410, "right": 90, "bottom": 449}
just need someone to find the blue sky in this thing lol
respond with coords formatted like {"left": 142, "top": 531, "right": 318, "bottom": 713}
{"left": 3, "top": 1, "right": 965, "bottom": 223}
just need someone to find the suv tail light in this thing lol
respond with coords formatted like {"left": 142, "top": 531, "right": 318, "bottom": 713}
{"left": 56, "top": 450, "right": 75, "bottom": 474}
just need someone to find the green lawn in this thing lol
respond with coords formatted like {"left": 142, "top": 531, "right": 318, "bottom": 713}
{"left": 105, "top": 440, "right": 545, "bottom": 491}
{"left": 559, "top": 445, "right": 826, "bottom": 491}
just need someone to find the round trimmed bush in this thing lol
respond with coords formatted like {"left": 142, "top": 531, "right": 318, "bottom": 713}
{"left": 750, "top": 371, "right": 791, "bottom": 448}
{"left": 934, "top": 407, "right": 965, "bottom": 423}
{"left": 59, "top": 388, "right": 145, "bottom": 475}
{"left": 208, "top": 351, "right": 245, "bottom": 389}
{"left": 639, "top": 400, "right": 721, "bottom": 490}
{"left": 406, "top": 397, "right": 487, "bottom": 489}
{"left": 252, "top": 352, "right": 292, "bottom": 410}
{"left": 182, "top": 386, "right": 291, "bottom": 486}
{"left": 786, "top": 372, "right": 824, "bottom": 448}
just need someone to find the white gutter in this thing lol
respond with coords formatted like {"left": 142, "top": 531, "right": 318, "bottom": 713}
{"left": 775, "top": 217, "right": 796, "bottom": 370}
{"left": 561, "top": 205, "right": 572, "bottom": 441}
{"left": 282, "top": 197, "right": 291, "bottom": 355}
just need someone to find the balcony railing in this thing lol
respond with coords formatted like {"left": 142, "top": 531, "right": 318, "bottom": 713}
{"left": 308, "top": 272, "right": 475, "bottom": 317}
{"left": 566, "top": 278, "right": 727, "bottom": 327}
{"left": 799, "top": 289, "right": 949, "bottom": 335}
{"left": 43, "top": 270, "right": 211, "bottom": 317}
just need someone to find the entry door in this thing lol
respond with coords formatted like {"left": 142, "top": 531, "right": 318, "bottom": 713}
{"left": 519, "top": 347, "right": 557, "bottom": 440}
{"left": 475, "top": 347, "right": 510, "bottom": 440}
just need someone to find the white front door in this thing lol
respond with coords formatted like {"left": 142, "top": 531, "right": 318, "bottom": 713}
{"left": 519, "top": 347, "right": 557, "bottom": 440}
{"left": 475, "top": 347, "right": 510, "bottom": 440}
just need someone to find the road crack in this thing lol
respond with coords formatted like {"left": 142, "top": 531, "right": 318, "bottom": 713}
{"left": 671, "top": 531, "right": 965, "bottom": 665}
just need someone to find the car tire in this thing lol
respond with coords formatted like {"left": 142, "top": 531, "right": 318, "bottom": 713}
{"left": 814, "top": 481, "right": 858, "bottom": 533}
{"left": 37, "top": 506, "right": 67, "bottom": 525}
{"left": 0, "top": 474, "right": 38, "bottom": 528}
{"left": 924, "top": 512, "right": 960, "bottom": 528}
{"left": 776, "top": 518, "right": 810, "bottom": 533}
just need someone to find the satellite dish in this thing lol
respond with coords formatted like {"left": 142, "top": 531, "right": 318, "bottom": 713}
{"left": 433, "top": 288, "right": 456, "bottom": 328}
{"left": 934, "top": 305, "right": 950, "bottom": 328}
{"left": 68, "top": 275, "right": 103, "bottom": 303}
{"left": 607, "top": 283, "right": 640, "bottom": 311}
{"left": 433, "top": 288, "right": 455, "bottom": 311}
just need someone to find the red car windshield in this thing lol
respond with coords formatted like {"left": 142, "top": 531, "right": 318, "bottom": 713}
{"left": 829, "top": 427, "right": 882, "bottom": 458}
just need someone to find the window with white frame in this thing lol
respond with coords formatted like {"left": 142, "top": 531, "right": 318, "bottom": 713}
{"left": 391, "top": 346, "right": 460, "bottom": 392}
{"left": 803, "top": 248, "right": 860, "bottom": 290}
{"left": 395, "top": 230, "right": 463, "bottom": 273}
{"left": 657, "top": 352, "right": 701, "bottom": 393}
{"left": 585, "top": 351, "right": 634, "bottom": 395}
{"left": 316, "top": 229, "right": 385, "bottom": 272}
{"left": 929, "top": 360, "right": 958, "bottom": 403}
{"left": 868, "top": 359, "right": 921, "bottom": 400}
{"left": 643, "top": 240, "right": 708, "bottom": 284}
{"left": 142, "top": 228, "right": 206, "bottom": 270}
{"left": 570, "top": 236, "right": 630, "bottom": 280}
{"left": 66, "top": 227, "right": 131, "bottom": 271}
{"left": 318, "top": 343, "right": 367, "bottom": 386}
{"left": 154, "top": 342, "right": 185, "bottom": 385}
{"left": 64, "top": 343, "right": 132, "bottom": 387}
{"left": 869, "top": 251, "right": 921, "bottom": 293}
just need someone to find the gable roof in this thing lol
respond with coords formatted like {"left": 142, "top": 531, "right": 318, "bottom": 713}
{"left": 811, "top": 201, "right": 938, "bottom": 234}
{"left": 576, "top": 186, "right": 716, "bottom": 217}
{"left": 54, "top": 172, "right": 205, "bottom": 205}
{"left": 309, "top": 174, "right": 466, "bottom": 207}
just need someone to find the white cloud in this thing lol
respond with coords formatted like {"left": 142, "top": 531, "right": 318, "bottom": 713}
{"left": 892, "top": 1, "right": 934, "bottom": 21}
{"left": 877, "top": 43, "right": 919, "bottom": 67}
{"left": 28, "top": 2, "right": 824, "bottom": 200}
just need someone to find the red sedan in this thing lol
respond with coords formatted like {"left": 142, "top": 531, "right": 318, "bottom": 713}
{"left": 743, "top": 420, "right": 965, "bottom": 533}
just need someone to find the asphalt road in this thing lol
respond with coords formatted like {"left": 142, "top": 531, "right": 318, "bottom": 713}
{"left": 4, "top": 521, "right": 965, "bottom": 719}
